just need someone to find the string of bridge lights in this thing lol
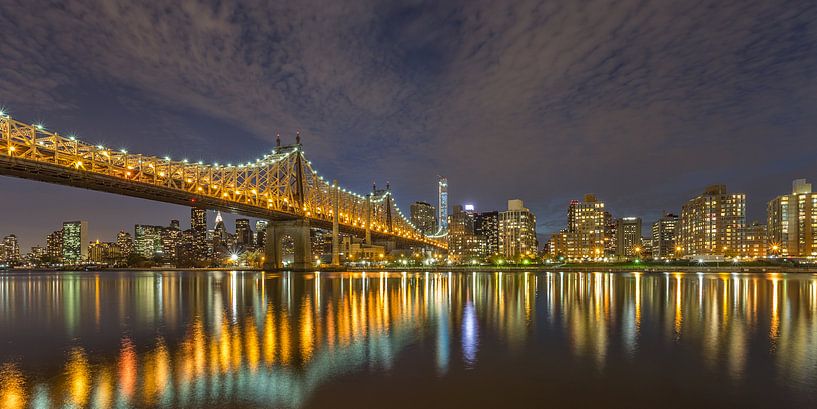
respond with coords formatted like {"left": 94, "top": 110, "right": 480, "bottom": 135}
{"left": 1, "top": 109, "right": 423, "bottom": 234}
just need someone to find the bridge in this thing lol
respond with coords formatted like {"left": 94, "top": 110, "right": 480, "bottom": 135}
{"left": 0, "top": 111, "right": 446, "bottom": 270}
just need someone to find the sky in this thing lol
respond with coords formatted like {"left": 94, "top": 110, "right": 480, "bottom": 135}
{"left": 1, "top": 0, "right": 816, "bottom": 250}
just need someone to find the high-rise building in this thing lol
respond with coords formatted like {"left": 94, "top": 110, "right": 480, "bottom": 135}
{"left": 565, "top": 195, "right": 606, "bottom": 260}
{"left": 46, "top": 229, "right": 63, "bottom": 261}
{"left": 135, "top": 224, "right": 164, "bottom": 258}
{"left": 767, "top": 179, "right": 817, "bottom": 258}
{"left": 438, "top": 177, "right": 448, "bottom": 233}
{"left": 678, "top": 185, "right": 745, "bottom": 257}
{"left": 256, "top": 220, "right": 269, "bottom": 248}
{"left": 651, "top": 213, "right": 679, "bottom": 259}
{"left": 603, "top": 211, "right": 616, "bottom": 257}
{"left": 498, "top": 199, "right": 537, "bottom": 259}
{"left": 236, "top": 219, "right": 252, "bottom": 247}
{"left": 2, "top": 234, "right": 20, "bottom": 265}
{"left": 447, "top": 205, "right": 485, "bottom": 260}
{"left": 615, "top": 217, "right": 643, "bottom": 258}
{"left": 475, "top": 211, "right": 499, "bottom": 257}
{"left": 62, "top": 221, "right": 88, "bottom": 263}
{"left": 117, "top": 231, "right": 134, "bottom": 258}
{"left": 410, "top": 201, "right": 436, "bottom": 234}
{"left": 191, "top": 207, "right": 209, "bottom": 260}
{"left": 743, "top": 222, "right": 767, "bottom": 259}
{"left": 162, "top": 222, "right": 182, "bottom": 262}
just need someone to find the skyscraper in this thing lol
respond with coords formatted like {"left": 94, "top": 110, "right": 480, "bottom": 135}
{"left": 651, "top": 213, "right": 679, "bottom": 259}
{"left": 678, "top": 185, "right": 745, "bottom": 257}
{"left": 236, "top": 219, "right": 252, "bottom": 247}
{"left": 447, "top": 205, "right": 485, "bottom": 260}
{"left": 191, "top": 207, "right": 209, "bottom": 260}
{"left": 565, "top": 195, "right": 606, "bottom": 260}
{"left": 475, "top": 211, "right": 499, "bottom": 257}
{"left": 615, "top": 217, "right": 643, "bottom": 258}
{"left": 767, "top": 179, "right": 817, "bottom": 257}
{"left": 498, "top": 199, "right": 537, "bottom": 259}
{"left": 410, "top": 201, "right": 436, "bottom": 234}
{"left": 62, "top": 221, "right": 88, "bottom": 263}
{"left": 135, "top": 224, "right": 164, "bottom": 258}
{"left": 2, "top": 234, "right": 20, "bottom": 265}
{"left": 46, "top": 229, "right": 63, "bottom": 261}
{"left": 438, "top": 176, "right": 448, "bottom": 233}
{"left": 256, "top": 220, "right": 269, "bottom": 247}
{"left": 117, "top": 231, "right": 134, "bottom": 258}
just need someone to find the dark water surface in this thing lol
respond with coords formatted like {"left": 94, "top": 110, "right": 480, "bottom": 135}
{"left": 1, "top": 271, "right": 816, "bottom": 408}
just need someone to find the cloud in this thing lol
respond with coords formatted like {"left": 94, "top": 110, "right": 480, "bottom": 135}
{"left": 1, "top": 0, "right": 816, "bottom": 246}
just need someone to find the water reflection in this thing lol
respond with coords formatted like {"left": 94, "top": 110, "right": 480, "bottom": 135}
{"left": 0, "top": 271, "right": 816, "bottom": 408}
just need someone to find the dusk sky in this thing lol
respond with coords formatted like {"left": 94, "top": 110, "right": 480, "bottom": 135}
{"left": 1, "top": 0, "right": 816, "bottom": 250}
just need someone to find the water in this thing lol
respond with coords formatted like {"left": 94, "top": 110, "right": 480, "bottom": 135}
{"left": 0, "top": 271, "right": 815, "bottom": 408}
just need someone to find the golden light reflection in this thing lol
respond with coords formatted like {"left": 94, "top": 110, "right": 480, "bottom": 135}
{"left": 1, "top": 271, "right": 816, "bottom": 407}
{"left": 0, "top": 363, "right": 26, "bottom": 409}
{"left": 66, "top": 347, "right": 90, "bottom": 407}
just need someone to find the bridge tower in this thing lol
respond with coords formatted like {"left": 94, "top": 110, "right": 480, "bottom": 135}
{"left": 263, "top": 131, "right": 313, "bottom": 271}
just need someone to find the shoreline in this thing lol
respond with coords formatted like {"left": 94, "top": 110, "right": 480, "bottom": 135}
{"left": 2, "top": 265, "right": 817, "bottom": 274}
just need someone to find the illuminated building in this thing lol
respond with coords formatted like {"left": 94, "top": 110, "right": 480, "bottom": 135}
{"left": 475, "top": 211, "right": 499, "bottom": 257}
{"left": 565, "top": 195, "right": 605, "bottom": 260}
{"left": 161, "top": 222, "right": 182, "bottom": 262}
{"left": 62, "top": 221, "right": 88, "bottom": 263}
{"left": 255, "top": 220, "right": 268, "bottom": 247}
{"left": 548, "top": 229, "right": 568, "bottom": 258}
{"left": 651, "top": 213, "right": 678, "bottom": 259}
{"left": 603, "top": 211, "right": 616, "bottom": 256}
{"left": 767, "top": 179, "right": 817, "bottom": 257}
{"left": 236, "top": 218, "right": 252, "bottom": 247}
{"left": 498, "top": 199, "right": 537, "bottom": 259}
{"left": 135, "top": 224, "right": 164, "bottom": 258}
{"left": 88, "top": 240, "right": 122, "bottom": 264}
{"left": 191, "top": 207, "right": 209, "bottom": 260}
{"left": 742, "top": 222, "right": 767, "bottom": 259}
{"left": 438, "top": 177, "right": 448, "bottom": 233}
{"left": 1, "top": 234, "right": 20, "bottom": 265}
{"left": 410, "top": 201, "right": 436, "bottom": 234}
{"left": 678, "top": 185, "right": 745, "bottom": 257}
{"left": 447, "top": 205, "right": 485, "bottom": 260}
{"left": 46, "top": 229, "right": 63, "bottom": 261}
{"left": 117, "top": 231, "right": 134, "bottom": 258}
{"left": 615, "top": 217, "right": 642, "bottom": 258}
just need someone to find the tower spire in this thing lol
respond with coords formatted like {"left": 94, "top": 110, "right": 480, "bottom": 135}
{"left": 296, "top": 129, "right": 301, "bottom": 145}
{"left": 276, "top": 131, "right": 281, "bottom": 147}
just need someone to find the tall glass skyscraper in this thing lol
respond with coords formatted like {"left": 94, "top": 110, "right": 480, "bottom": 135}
{"left": 62, "top": 221, "right": 88, "bottom": 263}
{"left": 438, "top": 176, "right": 448, "bottom": 233}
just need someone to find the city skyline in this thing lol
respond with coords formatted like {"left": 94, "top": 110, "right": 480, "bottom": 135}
{"left": 1, "top": 1, "right": 816, "bottom": 247}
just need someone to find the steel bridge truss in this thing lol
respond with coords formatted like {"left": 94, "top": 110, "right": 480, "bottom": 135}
{"left": 0, "top": 113, "right": 445, "bottom": 249}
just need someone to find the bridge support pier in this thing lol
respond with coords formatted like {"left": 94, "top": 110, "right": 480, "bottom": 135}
{"left": 263, "top": 219, "right": 313, "bottom": 271}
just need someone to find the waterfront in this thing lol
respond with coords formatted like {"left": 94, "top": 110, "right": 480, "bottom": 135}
{"left": 1, "top": 271, "right": 816, "bottom": 408}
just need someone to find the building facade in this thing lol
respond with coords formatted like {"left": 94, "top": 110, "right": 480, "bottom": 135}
{"left": 743, "top": 222, "right": 767, "bottom": 259}
{"left": 475, "top": 211, "right": 499, "bottom": 258}
{"left": 678, "top": 185, "right": 745, "bottom": 257}
{"left": 410, "top": 201, "right": 436, "bottom": 234}
{"left": 565, "top": 195, "right": 606, "bottom": 260}
{"left": 767, "top": 179, "right": 817, "bottom": 258}
{"left": 615, "top": 217, "right": 643, "bottom": 258}
{"left": 498, "top": 199, "right": 537, "bottom": 259}
{"left": 62, "top": 221, "right": 88, "bottom": 263}
{"left": 651, "top": 213, "right": 679, "bottom": 259}
{"left": 135, "top": 224, "right": 164, "bottom": 258}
